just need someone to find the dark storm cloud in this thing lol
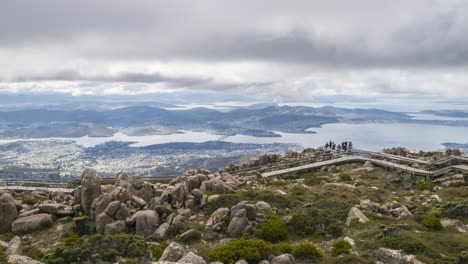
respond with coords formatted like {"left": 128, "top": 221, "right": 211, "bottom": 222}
{"left": 1, "top": 0, "right": 468, "bottom": 68}
{"left": 1, "top": 0, "right": 468, "bottom": 98}
{"left": 12, "top": 70, "right": 211, "bottom": 87}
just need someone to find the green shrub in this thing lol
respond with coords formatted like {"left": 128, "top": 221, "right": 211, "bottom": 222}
{"left": 177, "top": 230, "right": 202, "bottom": 243}
{"left": 208, "top": 239, "right": 273, "bottom": 264}
{"left": 417, "top": 182, "right": 431, "bottom": 191}
{"left": 378, "top": 234, "right": 427, "bottom": 254}
{"left": 204, "top": 194, "right": 242, "bottom": 214}
{"left": 73, "top": 215, "right": 95, "bottom": 236}
{"left": 339, "top": 173, "right": 352, "bottom": 181}
{"left": 331, "top": 240, "right": 352, "bottom": 256}
{"left": 303, "top": 172, "right": 328, "bottom": 186}
{"left": 288, "top": 199, "right": 350, "bottom": 237}
{"left": 151, "top": 242, "right": 168, "bottom": 260}
{"left": 0, "top": 245, "right": 8, "bottom": 264}
{"left": 292, "top": 242, "right": 323, "bottom": 260}
{"left": 22, "top": 197, "right": 40, "bottom": 205}
{"left": 266, "top": 180, "right": 289, "bottom": 187}
{"left": 44, "top": 233, "right": 148, "bottom": 263}
{"left": 256, "top": 215, "right": 288, "bottom": 243}
{"left": 272, "top": 242, "right": 293, "bottom": 255}
{"left": 422, "top": 215, "right": 443, "bottom": 231}
{"left": 23, "top": 246, "right": 45, "bottom": 260}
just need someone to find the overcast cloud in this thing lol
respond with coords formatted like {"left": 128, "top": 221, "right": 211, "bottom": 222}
{"left": 1, "top": 0, "right": 468, "bottom": 99}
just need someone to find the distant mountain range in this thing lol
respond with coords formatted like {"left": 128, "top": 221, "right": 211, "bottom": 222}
{"left": 0, "top": 105, "right": 412, "bottom": 138}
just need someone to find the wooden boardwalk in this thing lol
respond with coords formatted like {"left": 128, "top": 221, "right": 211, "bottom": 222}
{"left": 261, "top": 155, "right": 468, "bottom": 179}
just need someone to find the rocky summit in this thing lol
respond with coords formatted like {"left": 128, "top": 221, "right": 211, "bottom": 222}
{"left": 0, "top": 147, "right": 467, "bottom": 264}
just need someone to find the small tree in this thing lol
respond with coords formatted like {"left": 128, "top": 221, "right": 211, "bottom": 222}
{"left": 422, "top": 215, "right": 443, "bottom": 231}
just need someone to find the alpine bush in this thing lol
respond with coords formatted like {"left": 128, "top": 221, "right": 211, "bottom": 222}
{"left": 208, "top": 239, "right": 273, "bottom": 264}
{"left": 292, "top": 242, "right": 323, "bottom": 260}
{"left": 256, "top": 215, "right": 288, "bottom": 242}
{"left": 331, "top": 240, "right": 352, "bottom": 256}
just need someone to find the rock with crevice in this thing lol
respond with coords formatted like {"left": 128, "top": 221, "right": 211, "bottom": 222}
{"left": 80, "top": 168, "right": 102, "bottom": 215}
{"left": 126, "top": 210, "right": 160, "bottom": 239}
{"left": 346, "top": 207, "right": 370, "bottom": 226}
{"left": 228, "top": 208, "right": 248, "bottom": 237}
{"left": 159, "top": 242, "right": 185, "bottom": 262}
{"left": 0, "top": 193, "right": 18, "bottom": 233}
{"left": 11, "top": 213, "right": 53, "bottom": 234}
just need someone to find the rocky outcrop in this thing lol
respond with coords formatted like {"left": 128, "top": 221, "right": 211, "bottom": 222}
{"left": 80, "top": 168, "right": 102, "bottom": 215}
{"left": 200, "top": 178, "right": 235, "bottom": 194}
{"left": 8, "top": 255, "right": 45, "bottom": 264}
{"left": 441, "top": 219, "right": 468, "bottom": 232}
{"left": 375, "top": 247, "right": 423, "bottom": 264}
{"left": 38, "top": 202, "right": 74, "bottom": 216}
{"left": 126, "top": 210, "right": 160, "bottom": 239}
{"left": 206, "top": 207, "right": 229, "bottom": 231}
{"left": 0, "top": 193, "right": 18, "bottom": 233}
{"left": 104, "top": 220, "right": 128, "bottom": 235}
{"left": 346, "top": 207, "right": 369, "bottom": 226}
{"left": 11, "top": 214, "right": 53, "bottom": 234}
{"left": 255, "top": 201, "right": 273, "bottom": 215}
{"left": 159, "top": 242, "right": 185, "bottom": 262}
{"left": 271, "top": 254, "right": 296, "bottom": 264}
{"left": 228, "top": 208, "right": 248, "bottom": 237}
{"left": 178, "top": 252, "right": 206, "bottom": 264}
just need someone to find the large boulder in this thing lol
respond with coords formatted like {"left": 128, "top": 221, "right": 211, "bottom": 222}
{"left": 115, "top": 172, "right": 131, "bottom": 188}
{"left": 103, "top": 201, "right": 131, "bottom": 220}
{"left": 96, "top": 212, "right": 115, "bottom": 235}
{"left": 80, "top": 168, "right": 102, "bottom": 215}
{"left": 206, "top": 207, "right": 229, "bottom": 231}
{"left": 0, "top": 193, "right": 18, "bottom": 233}
{"left": 8, "top": 255, "right": 45, "bottom": 264}
{"left": 255, "top": 201, "right": 273, "bottom": 215}
{"left": 129, "top": 176, "right": 154, "bottom": 202}
{"left": 228, "top": 208, "right": 248, "bottom": 237}
{"left": 11, "top": 214, "right": 53, "bottom": 234}
{"left": 271, "top": 254, "right": 296, "bottom": 264}
{"left": 179, "top": 252, "right": 207, "bottom": 264}
{"left": 7, "top": 236, "right": 22, "bottom": 255}
{"left": 127, "top": 210, "right": 160, "bottom": 239}
{"left": 38, "top": 203, "right": 74, "bottom": 216}
{"left": 199, "top": 178, "right": 234, "bottom": 194}
{"left": 159, "top": 242, "right": 185, "bottom": 262}
{"left": 153, "top": 222, "right": 170, "bottom": 240}
{"left": 104, "top": 220, "right": 128, "bottom": 235}
{"left": 346, "top": 207, "right": 370, "bottom": 226}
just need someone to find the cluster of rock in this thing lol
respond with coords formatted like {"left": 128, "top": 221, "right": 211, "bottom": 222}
{"left": 206, "top": 200, "right": 272, "bottom": 237}
{"left": 0, "top": 191, "right": 69, "bottom": 234}
{"left": 1, "top": 236, "right": 45, "bottom": 264}
{"left": 359, "top": 199, "right": 413, "bottom": 220}
{"left": 73, "top": 168, "right": 244, "bottom": 240}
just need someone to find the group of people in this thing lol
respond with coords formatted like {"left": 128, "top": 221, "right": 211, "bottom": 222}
{"left": 325, "top": 140, "right": 353, "bottom": 152}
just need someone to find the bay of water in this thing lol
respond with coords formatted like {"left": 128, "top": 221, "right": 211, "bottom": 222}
{"left": 1, "top": 123, "right": 467, "bottom": 152}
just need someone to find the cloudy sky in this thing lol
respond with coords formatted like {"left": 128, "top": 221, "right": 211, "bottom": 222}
{"left": 1, "top": 0, "right": 468, "bottom": 100}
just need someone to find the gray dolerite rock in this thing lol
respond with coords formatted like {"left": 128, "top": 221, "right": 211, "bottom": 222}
{"left": 8, "top": 254, "right": 45, "bottom": 264}
{"left": 80, "top": 168, "right": 102, "bottom": 215}
{"left": 96, "top": 212, "right": 115, "bottom": 235}
{"left": 0, "top": 193, "right": 18, "bottom": 232}
{"left": 206, "top": 207, "right": 229, "bottom": 230}
{"left": 231, "top": 201, "right": 256, "bottom": 221}
{"left": 228, "top": 208, "right": 248, "bottom": 237}
{"left": 153, "top": 222, "right": 170, "bottom": 240}
{"left": 159, "top": 242, "right": 185, "bottom": 262}
{"left": 127, "top": 210, "right": 160, "bottom": 239}
{"left": 129, "top": 176, "right": 154, "bottom": 202}
{"left": 11, "top": 214, "right": 53, "bottom": 234}
{"left": 199, "top": 178, "right": 234, "bottom": 194}
{"left": 346, "top": 207, "right": 370, "bottom": 226}
{"left": 73, "top": 186, "right": 81, "bottom": 205}
{"left": 271, "top": 254, "right": 296, "bottom": 264}
{"left": 441, "top": 219, "right": 468, "bottom": 232}
{"left": 104, "top": 220, "right": 128, "bottom": 235}
{"left": 178, "top": 252, "right": 207, "bottom": 264}
{"left": 38, "top": 203, "right": 74, "bottom": 216}
{"left": 104, "top": 201, "right": 131, "bottom": 220}
{"left": 18, "top": 208, "right": 40, "bottom": 218}
{"left": 115, "top": 171, "right": 131, "bottom": 188}
{"left": 255, "top": 201, "right": 273, "bottom": 215}
{"left": 375, "top": 247, "right": 423, "bottom": 264}
{"left": 235, "top": 260, "right": 248, "bottom": 264}
{"left": 7, "top": 236, "right": 22, "bottom": 255}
